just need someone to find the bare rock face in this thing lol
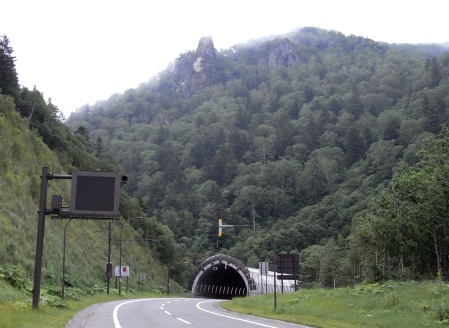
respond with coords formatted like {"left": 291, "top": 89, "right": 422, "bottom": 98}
{"left": 192, "top": 36, "right": 218, "bottom": 83}
{"left": 173, "top": 37, "right": 300, "bottom": 98}
{"left": 196, "top": 36, "right": 217, "bottom": 62}
{"left": 260, "top": 38, "right": 301, "bottom": 69}
{"left": 175, "top": 36, "right": 218, "bottom": 98}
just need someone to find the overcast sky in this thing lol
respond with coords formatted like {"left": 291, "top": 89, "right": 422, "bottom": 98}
{"left": 1, "top": 0, "right": 448, "bottom": 118}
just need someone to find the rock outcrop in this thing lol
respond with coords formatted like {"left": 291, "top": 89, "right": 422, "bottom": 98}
{"left": 172, "top": 36, "right": 301, "bottom": 98}
{"left": 175, "top": 36, "right": 218, "bottom": 98}
{"left": 259, "top": 38, "right": 301, "bottom": 69}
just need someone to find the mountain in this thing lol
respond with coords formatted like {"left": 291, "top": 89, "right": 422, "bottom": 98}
{"left": 65, "top": 27, "right": 449, "bottom": 286}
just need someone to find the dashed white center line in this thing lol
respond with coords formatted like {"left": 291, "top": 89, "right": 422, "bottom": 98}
{"left": 177, "top": 318, "right": 192, "bottom": 324}
{"left": 161, "top": 300, "right": 191, "bottom": 325}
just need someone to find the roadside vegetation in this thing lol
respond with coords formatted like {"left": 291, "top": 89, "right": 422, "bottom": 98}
{"left": 1, "top": 278, "right": 448, "bottom": 328}
{"left": 0, "top": 277, "right": 181, "bottom": 328}
{"left": 223, "top": 279, "right": 449, "bottom": 328}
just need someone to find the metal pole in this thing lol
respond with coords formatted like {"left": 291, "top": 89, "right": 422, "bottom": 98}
{"left": 107, "top": 221, "right": 112, "bottom": 294}
{"left": 273, "top": 245, "right": 277, "bottom": 310}
{"left": 167, "top": 247, "right": 170, "bottom": 295}
{"left": 257, "top": 225, "right": 276, "bottom": 310}
{"left": 61, "top": 219, "right": 73, "bottom": 300}
{"left": 118, "top": 217, "right": 143, "bottom": 295}
{"left": 119, "top": 223, "right": 122, "bottom": 295}
{"left": 265, "top": 268, "right": 268, "bottom": 295}
{"left": 32, "top": 167, "right": 49, "bottom": 309}
{"left": 219, "top": 220, "right": 277, "bottom": 309}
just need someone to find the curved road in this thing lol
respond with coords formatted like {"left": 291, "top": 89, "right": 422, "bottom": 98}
{"left": 65, "top": 298, "right": 311, "bottom": 328}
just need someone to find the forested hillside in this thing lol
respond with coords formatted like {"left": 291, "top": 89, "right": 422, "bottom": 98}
{"left": 0, "top": 35, "right": 181, "bottom": 294}
{"left": 63, "top": 27, "right": 448, "bottom": 287}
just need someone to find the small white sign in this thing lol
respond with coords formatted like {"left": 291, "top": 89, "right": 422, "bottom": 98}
{"left": 259, "top": 262, "right": 269, "bottom": 275}
{"left": 115, "top": 266, "right": 130, "bottom": 277}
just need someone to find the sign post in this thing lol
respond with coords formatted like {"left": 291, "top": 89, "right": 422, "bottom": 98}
{"left": 32, "top": 168, "right": 125, "bottom": 309}
{"left": 218, "top": 219, "right": 277, "bottom": 309}
{"left": 259, "top": 262, "right": 269, "bottom": 294}
{"left": 33, "top": 167, "right": 71, "bottom": 309}
{"left": 115, "top": 266, "right": 130, "bottom": 277}
{"left": 277, "top": 254, "right": 300, "bottom": 292}
{"left": 138, "top": 275, "right": 146, "bottom": 292}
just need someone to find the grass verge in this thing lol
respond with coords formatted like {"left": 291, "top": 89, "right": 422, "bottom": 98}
{"left": 221, "top": 280, "right": 449, "bottom": 328}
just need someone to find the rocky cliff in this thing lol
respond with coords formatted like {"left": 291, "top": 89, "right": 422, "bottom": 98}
{"left": 259, "top": 38, "right": 302, "bottom": 69}
{"left": 172, "top": 36, "right": 301, "bottom": 98}
{"left": 175, "top": 36, "right": 218, "bottom": 98}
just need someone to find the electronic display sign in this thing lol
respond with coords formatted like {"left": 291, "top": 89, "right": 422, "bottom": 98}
{"left": 70, "top": 171, "right": 121, "bottom": 217}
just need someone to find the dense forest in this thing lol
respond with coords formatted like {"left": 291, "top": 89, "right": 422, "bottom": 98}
{"left": 66, "top": 27, "right": 449, "bottom": 287}
{"left": 3, "top": 27, "right": 449, "bottom": 290}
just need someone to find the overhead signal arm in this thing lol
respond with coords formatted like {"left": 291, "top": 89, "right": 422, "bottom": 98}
{"left": 218, "top": 218, "right": 253, "bottom": 237}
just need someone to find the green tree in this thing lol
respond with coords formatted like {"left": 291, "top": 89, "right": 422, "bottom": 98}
{"left": 379, "top": 110, "right": 401, "bottom": 141}
{"left": 427, "top": 57, "right": 442, "bottom": 88}
{"left": 74, "top": 125, "right": 93, "bottom": 152}
{"left": 231, "top": 185, "right": 266, "bottom": 227}
{"left": 351, "top": 126, "right": 449, "bottom": 281}
{"left": 298, "top": 147, "right": 344, "bottom": 203}
{"left": 0, "top": 35, "right": 20, "bottom": 100}
{"left": 365, "top": 140, "right": 403, "bottom": 183}
{"left": 342, "top": 125, "right": 365, "bottom": 167}
{"left": 94, "top": 137, "right": 104, "bottom": 158}
{"left": 301, "top": 238, "right": 348, "bottom": 287}
{"left": 422, "top": 94, "right": 447, "bottom": 134}
{"left": 347, "top": 87, "right": 363, "bottom": 119}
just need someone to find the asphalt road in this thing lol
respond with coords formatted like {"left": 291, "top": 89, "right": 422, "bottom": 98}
{"left": 65, "top": 297, "right": 311, "bottom": 328}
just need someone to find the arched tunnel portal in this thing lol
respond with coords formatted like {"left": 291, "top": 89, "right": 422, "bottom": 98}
{"left": 187, "top": 254, "right": 256, "bottom": 299}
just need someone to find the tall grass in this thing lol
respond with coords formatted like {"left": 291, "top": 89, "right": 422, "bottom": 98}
{"left": 222, "top": 280, "right": 449, "bottom": 328}
{"left": 0, "top": 107, "right": 171, "bottom": 290}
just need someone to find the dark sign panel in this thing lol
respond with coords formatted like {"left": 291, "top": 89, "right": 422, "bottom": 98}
{"left": 70, "top": 171, "right": 121, "bottom": 217}
{"left": 277, "top": 254, "right": 299, "bottom": 274}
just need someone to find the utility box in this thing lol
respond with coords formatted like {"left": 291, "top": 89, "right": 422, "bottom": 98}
{"left": 105, "top": 262, "right": 113, "bottom": 278}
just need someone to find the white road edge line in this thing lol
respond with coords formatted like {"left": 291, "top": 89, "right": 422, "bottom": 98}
{"left": 196, "top": 301, "right": 279, "bottom": 328}
{"left": 177, "top": 318, "right": 192, "bottom": 324}
{"left": 165, "top": 310, "right": 172, "bottom": 315}
{"left": 113, "top": 299, "right": 151, "bottom": 328}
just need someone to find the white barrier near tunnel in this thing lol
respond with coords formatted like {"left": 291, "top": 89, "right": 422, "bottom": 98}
{"left": 247, "top": 267, "right": 296, "bottom": 296}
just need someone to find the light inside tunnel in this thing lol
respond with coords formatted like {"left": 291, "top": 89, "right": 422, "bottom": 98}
{"left": 188, "top": 254, "right": 256, "bottom": 299}
{"left": 193, "top": 263, "right": 247, "bottom": 299}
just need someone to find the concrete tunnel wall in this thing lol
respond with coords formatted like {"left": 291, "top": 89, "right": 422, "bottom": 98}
{"left": 187, "top": 254, "right": 256, "bottom": 299}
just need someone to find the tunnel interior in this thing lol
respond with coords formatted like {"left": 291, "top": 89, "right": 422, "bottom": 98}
{"left": 194, "top": 263, "right": 247, "bottom": 299}
{"left": 189, "top": 254, "right": 253, "bottom": 299}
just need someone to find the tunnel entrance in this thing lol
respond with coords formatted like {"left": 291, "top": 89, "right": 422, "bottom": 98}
{"left": 188, "top": 254, "right": 255, "bottom": 299}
